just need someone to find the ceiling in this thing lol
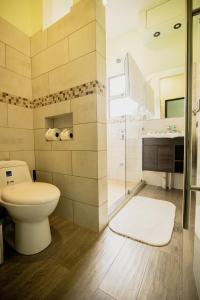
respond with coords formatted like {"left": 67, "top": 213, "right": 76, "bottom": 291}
{"left": 105, "top": 0, "right": 168, "bottom": 39}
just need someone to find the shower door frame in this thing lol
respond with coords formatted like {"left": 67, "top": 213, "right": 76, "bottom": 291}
{"left": 183, "top": 1, "right": 200, "bottom": 296}
{"left": 183, "top": 0, "right": 200, "bottom": 228}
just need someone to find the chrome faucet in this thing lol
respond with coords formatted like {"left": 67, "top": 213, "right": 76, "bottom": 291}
{"left": 167, "top": 125, "right": 172, "bottom": 132}
{"left": 172, "top": 125, "right": 177, "bottom": 132}
{"left": 166, "top": 125, "right": 177, "bottom": 133}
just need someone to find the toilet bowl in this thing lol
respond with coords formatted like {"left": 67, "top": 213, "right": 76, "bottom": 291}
{"left": 0, "top": 161, "right": 60, "bottom": 255}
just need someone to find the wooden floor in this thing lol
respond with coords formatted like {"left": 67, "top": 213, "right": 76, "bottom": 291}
{"left": 0, "top": 185, "right": 198, "bottom": 300}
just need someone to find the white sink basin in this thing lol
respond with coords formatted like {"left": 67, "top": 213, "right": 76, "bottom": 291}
{"left": 143, "top": 132, "right": 184, "bottom": 138}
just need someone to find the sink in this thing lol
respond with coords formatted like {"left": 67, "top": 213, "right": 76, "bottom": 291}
{"left": 143, "top": 132, "right": 184, "bottom": 138}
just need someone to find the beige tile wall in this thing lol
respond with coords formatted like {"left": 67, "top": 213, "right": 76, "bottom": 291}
{"left": 0, "top": 67, "right": 31, "bottom": 98}
{"left": 0, "top": 102, "right": 7, "bottom": 127}
{"left": 6, "top": 46, "right": 31, "bottom": 78}
{"left": 32, "top": 0, "right": 107, "bottom": 232}
{"left": 0, "top": 18, "right": 34, "bottom": 174}
{"left": 46, "top": 0, "right": 97, "bottom": 47}
{"left": 0, "top": 17, "right": 30, "bottom": 56}
{"left": 7, "top": 105, "right": 33, "bottom": 129}
{"left": 31, "top": 0, "right": 106, "bottom": 99}
{"left": 0, "top": 41, "right": 5, "bottom": 67}
{"left": 34, "top": 94, "right": 107, "bottom": 231}
{"left": 32, "top": 38, "right": 69, "bottom": 78}
{"left": 68, "top": 21, "right": 96, "bottom": 61}
{"left": 30, "top": 30, "right": 47, "bottom": 57}
{"left": 0, "top": 103, "right": 35, "bottom": 174}
{"left": 48, "top": 52, "right": 96, "bottom": 94}
{"left": 32, "top": 74, "right": 49, "bottom": 99}
{"left": 0, "top": 17, "right": 32, "bottom": 99}
{"left": 0, "top": 0, "right": 107, "bottom": 232}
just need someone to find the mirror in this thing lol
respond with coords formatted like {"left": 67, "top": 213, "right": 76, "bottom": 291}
{"left": 146, "top": 71, "right": 185, "bottom": 119}
{"left": 106, "top": 0, "right": 186, "bottom": 120}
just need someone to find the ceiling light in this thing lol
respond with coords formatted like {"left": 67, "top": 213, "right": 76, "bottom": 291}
{"left": 102, "top": 0, "right": 108, "bottom": 6}
{"left": 153, "top": 31, "right": 160, "bottom": 37}
{"left": 174, "top": 23, "right": 182, "bottom": 29}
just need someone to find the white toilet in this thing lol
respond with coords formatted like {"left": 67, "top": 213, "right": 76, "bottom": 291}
{"left": 0, "top": 160, "right": 60, "bottom": 255}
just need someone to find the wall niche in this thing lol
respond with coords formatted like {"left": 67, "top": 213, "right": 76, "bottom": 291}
{"left": 45, "top": 113, "right": 73, "bottom": 141}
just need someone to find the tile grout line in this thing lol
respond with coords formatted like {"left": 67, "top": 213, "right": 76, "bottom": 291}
{"left": 31, "top": 49, "right": 105, "bottom": 80}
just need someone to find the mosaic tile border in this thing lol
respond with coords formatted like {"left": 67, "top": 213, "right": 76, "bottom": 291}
{"left": 0, "top": 92, "right": 33, "bottom": 109}
{"left": 33, "top": 80, "right": 105, "bottom": 108}
{"left": 0, "top": 80, "right": 105, "bottom": 109}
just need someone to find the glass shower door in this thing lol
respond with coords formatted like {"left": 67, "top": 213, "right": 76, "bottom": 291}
{"left": 107, "top": 52, "right": 145, "bottom": 213}
{"left": 124, "top": 53, "right": 143, "bottom": 194}
{"left": 107, "top": 74, "right": 126, "bottom": 214}
{"left": 125, "top": 116, "right": 141, "bottom": 194}
{"left": 107, "top": 116, "right": 126, "bottom": 214}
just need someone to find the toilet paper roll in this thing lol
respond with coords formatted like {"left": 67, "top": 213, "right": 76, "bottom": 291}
{"left": 45, "top": 128, "right": 61, "bottom": 141}
{"left": 60, "top": 129, "right": 73, "bottom": 141}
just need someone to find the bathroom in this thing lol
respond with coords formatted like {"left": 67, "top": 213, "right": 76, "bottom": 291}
{"left": 0, "top": 0, "right": 200, "bottom": 299}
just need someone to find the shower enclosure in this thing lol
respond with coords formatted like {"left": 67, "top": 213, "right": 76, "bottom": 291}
{"left": 107, "top": 54, "right": 144, "bottom": 214}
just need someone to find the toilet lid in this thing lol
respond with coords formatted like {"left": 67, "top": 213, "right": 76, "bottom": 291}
{"left": 1, "top": 182, "right": 60, "bottom": 205}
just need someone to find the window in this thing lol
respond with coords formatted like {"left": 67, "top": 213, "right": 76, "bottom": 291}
{"left": 108, "top": 74, "right": 140, "bottom": 118}
{"left": 109, "top": 97, "right": 139, "bottom": 118}
{"left": 108, "top": 74, "right": 126, "bottom": 100}
{"left": 165, "top": 97, "right": 184, "bottom": 118}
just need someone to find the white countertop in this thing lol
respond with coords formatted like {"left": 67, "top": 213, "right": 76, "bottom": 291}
{"left": 142, "top": 132, "right": 184, "bottom": 138}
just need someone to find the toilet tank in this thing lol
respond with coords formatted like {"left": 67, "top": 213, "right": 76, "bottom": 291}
{"left": 0, "top": 161, "right": 32, "bottom": 188}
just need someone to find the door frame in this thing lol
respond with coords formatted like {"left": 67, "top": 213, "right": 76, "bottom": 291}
{"left": 183, "top": 0, "right": 200, "bottom": 229}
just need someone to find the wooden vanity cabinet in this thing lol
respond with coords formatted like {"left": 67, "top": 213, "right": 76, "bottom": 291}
{"left": 142, "top": 137, "right": 184, "bottom": 173}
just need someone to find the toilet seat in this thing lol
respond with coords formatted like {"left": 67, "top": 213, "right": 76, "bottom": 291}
{"left": 1, "top": 182, "right": 60, "bottom": 205}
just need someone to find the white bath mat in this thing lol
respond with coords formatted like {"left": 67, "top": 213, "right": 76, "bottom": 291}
{"left": 109, "top": 196, "right": 176, "bottom": 246}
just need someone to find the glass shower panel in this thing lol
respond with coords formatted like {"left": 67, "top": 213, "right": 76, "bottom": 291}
{"left": 124, "top": 53, "right": 143, "bottom": 194}
{"left": 125, "top": 116, "right": 142, "bottom": 193}
{"left": 107, "top": 53, "right": 144, "bottom": 213}
{"left": 107, "top": 116, "right": 126, "bottom": 213}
